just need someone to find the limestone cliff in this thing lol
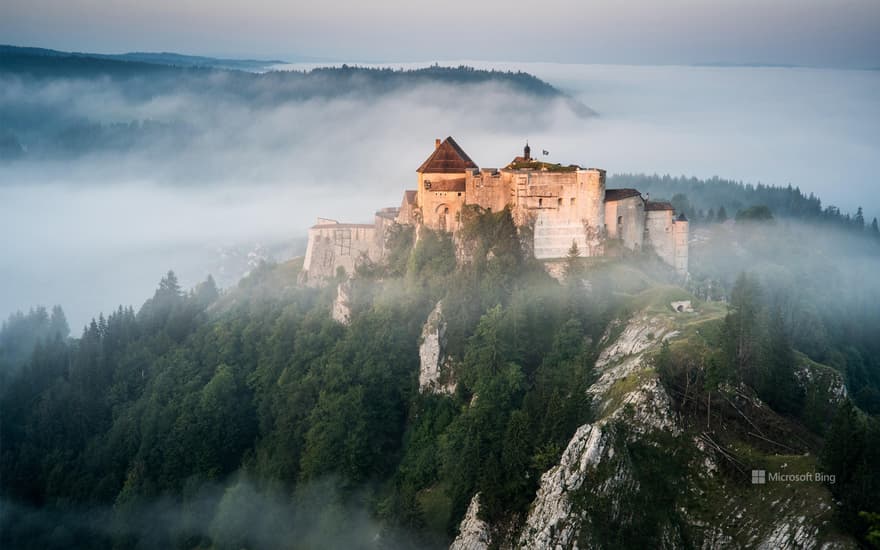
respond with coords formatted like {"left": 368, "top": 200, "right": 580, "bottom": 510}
{"left": 331, "top": 280, "right": 352, "bottom": 325}
{"left": 419, "top": 301, "right": 456, "bottom": 395}
{"left": 449, "top": 494, "right": 491, "bottom": 550}
{"left": 453, "top": 301, "right": 855, "bottom": 549}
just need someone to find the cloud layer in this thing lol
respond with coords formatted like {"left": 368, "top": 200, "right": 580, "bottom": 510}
{"left": 1, "top": 62, "right": 878, "bottom": 329}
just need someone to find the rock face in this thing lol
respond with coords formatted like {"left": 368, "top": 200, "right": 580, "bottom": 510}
{"left": 516, "top": 423, "right": 607, "bottom": 548}
{"left": 449, "top": 494, "right": 491, "bottom": 550}
{"left": 419, "top": 301, "right": 456, "bottom": 394}
{"left": 512, "top": 312, "right": 686, "bottom": 549}
{"left": 507, "top": 310, "right": 854, "bottom": 550}
{"left": 331, "top": 280, "right": 352, "bottom": 325}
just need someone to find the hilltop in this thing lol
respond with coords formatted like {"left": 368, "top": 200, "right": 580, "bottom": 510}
{"left": 0, "top": 45, "right": 568, "bottom": 99}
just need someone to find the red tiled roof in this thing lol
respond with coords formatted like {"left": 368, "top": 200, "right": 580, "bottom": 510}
{"left": 645, "top": 201, "right": 675, "bottom": 211}
{"left": 424, "top": 178, "right": 466, "bottom": 192}
{"left": 604, "top": 188, "right": 642, "bottom": 201}
{"left": 417, "top": 136, "right": 478, "bottom": 173}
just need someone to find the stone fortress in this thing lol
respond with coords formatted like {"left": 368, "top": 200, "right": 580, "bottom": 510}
{"left": 301, "top": 137, "right": 688, "bottom": 283}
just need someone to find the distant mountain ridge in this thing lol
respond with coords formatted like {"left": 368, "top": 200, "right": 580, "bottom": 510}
{"left": 0, "top": 44, "right": 571, "bottom": 101}
{"left": 0, "top": 45, "right": 590, "bottom": 163}
{"left": 0, "top": 44, "right": 289, "bottom": 71}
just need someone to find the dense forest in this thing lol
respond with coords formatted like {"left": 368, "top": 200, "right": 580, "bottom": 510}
{"left": 610, "top": 173, "right": 880, "bottom": 238}
{"left": 0, "top": 209, "right": 610, "bottom": 548}
{"left": 2, "top": 187, "right": 880, "bottom": 547}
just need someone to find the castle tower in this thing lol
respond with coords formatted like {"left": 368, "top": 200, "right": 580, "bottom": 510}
{"left": 672, "top": 213, "right": 689, "bottom": 275}
{"left": 415, "top": 137, "right": 477, "bottom": 232}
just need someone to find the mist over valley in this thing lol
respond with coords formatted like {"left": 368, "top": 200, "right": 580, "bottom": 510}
{"left": 2, "top": 48, "right": 877, "bottom": 328}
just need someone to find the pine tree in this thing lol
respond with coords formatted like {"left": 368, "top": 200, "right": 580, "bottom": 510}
{"left": 871, "top": 217, "right": 879, "bottom": 238}
{"left": 757, "top": 307, "right": 802, "bottom": 413}
{"left": 158, "top": 270, "right": 181, "bottom": 297}
{"left": 820, "top": 401, "right": 864, "bottom": 487}
{"left": 717, "top": 206, "right": 728, "bottom": 223}
{"left": 49, "top": 305, "right": 69, "bottom": 340}
{"left": 854, "top": 207, "right": 865, "bottom": 230}
{"left": 722, "top": 272, "right": 761, "bottom": 382}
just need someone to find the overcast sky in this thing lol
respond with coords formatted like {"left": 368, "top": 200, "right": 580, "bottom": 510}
{"left": 2, "top": 0, "right": 878, "bottom": 68}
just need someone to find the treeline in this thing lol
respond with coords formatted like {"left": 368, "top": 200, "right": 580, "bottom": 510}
{"left": 0, "top": 207, "right": 613, "bottom": 548}
{"left": 0, "top": 46, "right": 561, "bottom": 99}
{"left": 610, "top": 173, "right": 880, "bottom": 238}
{"left": 0, "top": 305, "right": 68, "bottom": 370}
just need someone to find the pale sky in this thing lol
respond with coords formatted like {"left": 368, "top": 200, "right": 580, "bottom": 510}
{"left": 2, "top": 0, "right": 879, "bottom": 67}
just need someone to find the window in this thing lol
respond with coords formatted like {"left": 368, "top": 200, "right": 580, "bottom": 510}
{"left": 570, "top": 198, "right": 575, "bottom": 206}
{"left": 557, "top": 198, "right": 563, "bottom": 207}
{"left": 424, "top": 181, "right": 432, "bottom": 190}
{"left": 538, "top": 198, "right": 543, "bottom": 207}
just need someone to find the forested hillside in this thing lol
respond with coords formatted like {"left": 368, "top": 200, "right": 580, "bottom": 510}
{"left": 610, "top": 173, "right": 880, "bottom": 237}
{"left": 0, "top": 46, "right": 579, "bottom": 163}
{"left": 2, "top": 204, "right": 879, "bottom": 548}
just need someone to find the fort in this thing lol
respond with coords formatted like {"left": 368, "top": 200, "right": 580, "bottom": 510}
{"left": 300, "top": 137, "right": 688, "bottom": 284}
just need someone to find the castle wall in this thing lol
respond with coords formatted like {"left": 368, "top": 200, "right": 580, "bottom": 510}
{"left": 301, "top": 221, "right": 381, "bottom": 285}
{"left": 465, "top": 169, "right": 509, "bottom": 213}
{"left": 524, "top": 169, "right": 606, "bottom": 258}
{"left": 299, "top": 141, "right": 689, "bottom": 284}
{"left": 417, "top": 172, "right": 468, "bottom": 232}
{"left": 605, "top": 195, "right": 645, "bottom": 250}
{"left": 672, "top": 218, "right": 689, "bottom": 275}
{"left": 419, "top": 189, "right": 467, "bottom": 232}
{"left": 397, "top": 191, "right": 418, "bottom": 225}
{"left": 645, "top": 210, "right": 676, "bottom": 267}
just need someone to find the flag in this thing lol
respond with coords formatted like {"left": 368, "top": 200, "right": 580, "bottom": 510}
{"left": 542, "top": 149, "right": 549, "bottom": 156}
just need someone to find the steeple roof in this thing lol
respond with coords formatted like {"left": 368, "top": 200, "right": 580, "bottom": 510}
{"left": 417, "top": 136, "right": 478, "bottom": 173}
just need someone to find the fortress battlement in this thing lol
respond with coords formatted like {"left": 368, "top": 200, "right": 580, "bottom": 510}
{"left": 300, "top": 137, "right": 688, "bottom": 285}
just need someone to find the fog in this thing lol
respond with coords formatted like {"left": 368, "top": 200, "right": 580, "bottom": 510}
{"left": 1, "top": 62, "right": 878, "bottom": 329}
{"left": 1, "top": 475, "right": 424, "bottom": 549}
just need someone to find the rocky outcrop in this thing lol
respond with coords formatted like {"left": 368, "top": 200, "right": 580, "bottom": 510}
{"left": 450, "top": 494, "right": 491, "bottom": 550}
{"left": 512, "top": 309, "right": 854, "bottom": 549}
{"left": 517, "top": 423, "right": 608, "bottom": 548}
{"left": 331, "top": 280, "right": 352, "bottom": 325}
{"left": 419, "top": 301, "right": 456, "bottom": 395}
{"left": 518, "top": 313, "right": 680, "bottom": 548}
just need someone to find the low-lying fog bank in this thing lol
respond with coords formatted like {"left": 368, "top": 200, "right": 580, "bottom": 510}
{"left": 1, "top": 61, "right": 877, "bottom": 328}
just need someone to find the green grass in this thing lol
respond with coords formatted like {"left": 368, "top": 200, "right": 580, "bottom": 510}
{"left": 507, "top": 161, "right": 579, "bottom": 172}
